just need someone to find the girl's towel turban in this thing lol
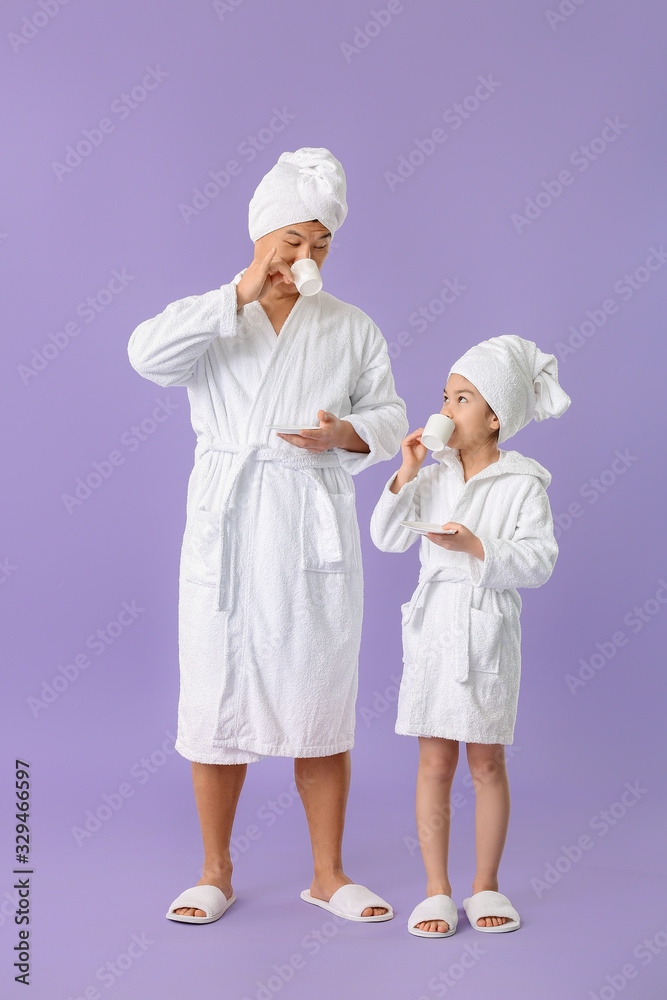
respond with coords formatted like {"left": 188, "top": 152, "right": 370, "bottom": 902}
{"left": 449, "top": 334, "right": 572, "bottom": 444}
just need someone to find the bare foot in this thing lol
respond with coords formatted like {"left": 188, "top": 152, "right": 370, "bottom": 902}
{"left": 415, "top": 886, "right": 453, "bottom": 934}
{"left": 471, "top": 882, "right": 511, "bottom": 927}
{"left": 309, "top": 872, "right": 388, "bottom": 918}
{"left": 171, "top": 868, "right": 233, "bottom": 919}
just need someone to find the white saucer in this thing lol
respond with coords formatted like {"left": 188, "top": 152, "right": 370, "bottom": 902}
{"left": 268, "top": 424, "right": 321, "bottom": 434}
{"left": 400, "top": 520, "right": 458, "bottom": 535}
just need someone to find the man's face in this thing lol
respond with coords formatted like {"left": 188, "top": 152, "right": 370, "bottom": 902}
{"left": 255, "top": 220, "right": 331, "bottom": 272}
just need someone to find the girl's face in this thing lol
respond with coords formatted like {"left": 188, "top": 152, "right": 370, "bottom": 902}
{"left": 440, "top": 374, "right": 500, "bottom": 449}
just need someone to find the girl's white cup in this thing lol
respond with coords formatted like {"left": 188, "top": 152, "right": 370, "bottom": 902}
{"left": 421, "top": 413, "right": 455, "bottom": 450}
{"left": 291, "top": 258, "right": 322, "bottom": 296}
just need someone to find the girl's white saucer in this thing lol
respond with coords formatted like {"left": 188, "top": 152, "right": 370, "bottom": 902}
{"left": 269, "top": 424, "right": 321, "bottom": 434}
{"left": 400, "top": 520, "right": 458, "bottom": 535}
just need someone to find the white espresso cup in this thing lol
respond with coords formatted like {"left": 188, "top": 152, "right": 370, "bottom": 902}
{"left": 420, "top": 413, "right": 455, "bottom": 451}
{"left": 291, "top": 258, "right": 323, "bottom": 296}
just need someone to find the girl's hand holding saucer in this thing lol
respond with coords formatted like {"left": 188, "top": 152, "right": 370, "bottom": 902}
{"left": 426, "top": 523, "right": 484, "bottom": 560}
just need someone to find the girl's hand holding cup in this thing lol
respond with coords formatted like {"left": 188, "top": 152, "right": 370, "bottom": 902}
{"left": 390, "top": 429, "right": 429, "bottom": 493}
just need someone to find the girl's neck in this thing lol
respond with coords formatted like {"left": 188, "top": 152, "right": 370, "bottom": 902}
{"left": 457, "top": 442, "right": 500, "bottom": 482}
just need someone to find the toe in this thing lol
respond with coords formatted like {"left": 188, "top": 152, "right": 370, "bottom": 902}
{"left": 416, "top": 919, "right": 449, "bottom": 933}
{"left": 361, "top": 906, "right": 387, "bottom": 917}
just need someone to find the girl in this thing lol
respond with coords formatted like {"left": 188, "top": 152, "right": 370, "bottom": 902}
{"left": 370, "top": 334, "right": 571, "bottom": 937}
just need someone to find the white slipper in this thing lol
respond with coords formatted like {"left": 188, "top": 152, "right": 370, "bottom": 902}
{"left": 462, "top": 890, "right": 521, "bottom": 933}
{"left": 407, "top": 894, "right": 458, "bottom": 937}
{"left": 300, "top": 883, "right": 394, "bottom": 922}
{"left": 166, "top": 884, "right": 236, "bottom": 924}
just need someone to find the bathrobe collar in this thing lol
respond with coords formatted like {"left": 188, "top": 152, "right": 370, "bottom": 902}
{"left": 431, "top": 445, "right": 552, "bottom": 489}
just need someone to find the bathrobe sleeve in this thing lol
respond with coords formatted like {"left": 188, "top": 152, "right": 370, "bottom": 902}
{"left": 467, "top": 479, "right": 559, "bottom": 590}
{"left": 333, "top": 321, "right": 409, "bottom": 475}
{"left": 127, "top": 282, "right": 243, "bottom": 388}
{"left": 369, "top": 469, "right": 423, "bottom": 552}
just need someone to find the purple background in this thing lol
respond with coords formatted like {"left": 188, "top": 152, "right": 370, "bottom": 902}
{"left": 2, "top": 0, "right": 665, "bottom": 997}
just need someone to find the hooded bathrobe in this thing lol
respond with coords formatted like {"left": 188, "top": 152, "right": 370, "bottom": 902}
{"left": 128, "top": 270, "right": 408, "bottom": 763}
{"left": 369, "top": 446, "right": 558, "bottom": 745}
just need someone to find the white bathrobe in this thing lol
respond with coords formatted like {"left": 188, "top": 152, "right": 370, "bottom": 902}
{"left": 370, "top": 447, "right": 558, "bottom": 744}
{"left": 127, "top": 271, "right": 408, "bottom": 763}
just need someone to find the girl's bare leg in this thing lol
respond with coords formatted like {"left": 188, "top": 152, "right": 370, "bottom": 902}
{"left": 172, "top": 761, "right": 247, "bottom": 917}
{"left": 294, "top": 750, "right": 387, "bottom": 918}
{"left": 413, "top": 736, "right": 460, "bottom": 933}
{"left": 465, "top": 742, "right": 512, "bottom": 927}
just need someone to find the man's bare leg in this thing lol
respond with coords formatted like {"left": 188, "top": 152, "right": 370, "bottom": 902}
{"left": 294, "top": 751, "right": 387, "bottom": 918}
{"left": 172, "top": 761, "right": 247, "bottom": 917}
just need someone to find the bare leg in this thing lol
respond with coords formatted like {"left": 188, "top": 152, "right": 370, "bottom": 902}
{"left": 465, "top": 742, "right": 512, "bottom": 927}
{"left": 294, "top": 751, "right": 387, "bottom": 917}
{"left": 172, "top": 761, "right": 247, "bottom": 917}
{"left": 413, "top": 736, "right": 460, "bottom": 933}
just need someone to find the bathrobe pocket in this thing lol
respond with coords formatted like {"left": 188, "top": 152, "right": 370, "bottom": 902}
{"left": 300, "top": 490, "right": 359, "bottom": 573}
{"left": 468, "top": 606, "right": 503, "bottom": 674}
{"left": 182, "top": 508, "right": 219, "bottom": 588}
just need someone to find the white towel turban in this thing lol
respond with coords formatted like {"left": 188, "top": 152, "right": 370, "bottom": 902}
{"left": 248, "top": 147, "right": 348, "bottom": 242}
{"left": 449, "top": 334, "right": 572, "bottom": 444}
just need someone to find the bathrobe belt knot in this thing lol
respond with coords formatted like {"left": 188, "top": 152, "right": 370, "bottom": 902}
{"left": 199, "top": 438, "right": 344, "bottom": 613}
{"left": 401, "top": 566, "right": 473, "bottom": 684}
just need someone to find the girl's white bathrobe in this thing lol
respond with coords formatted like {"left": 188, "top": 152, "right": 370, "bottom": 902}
{"left": 127, "top": 271, "right": 408, "bottom": 763}
{"left": 370, "top": 446, "right": 558, "bottom": 744}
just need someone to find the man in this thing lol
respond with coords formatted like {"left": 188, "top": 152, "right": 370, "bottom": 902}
{"left": 127, "top": 147, "right": 408, "bottom": 925}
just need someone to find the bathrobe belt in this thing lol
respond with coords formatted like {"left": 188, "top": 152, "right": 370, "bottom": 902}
{"left": 199, "top": 438, "right": 344, "bottom": 613}
{"left": 402, "top": 566, "right": 473, "bottom": 684}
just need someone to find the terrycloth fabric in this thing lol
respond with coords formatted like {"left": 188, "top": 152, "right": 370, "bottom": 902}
{"left": 166, "top": 884, "right": 231, "bottom": 920}
{"left": 462, "top": 890, "right": 521, "bottom": 932}
{"left": 127, "top": 270, "right": 407, "bottom": 762}
{"left": 407, "top": 895, "right": 458, "bottom": 937}
{"left": 248, "top": 147, "right": 348, "bottom": 241}
{"left": 301, "top": 884, "right": 394, "bottom": 921}
{"left": 370, "top": 447, "right": 558, "bottom": 744}
{"left": 449, "top": 334, "right": 571, "bottom": 443}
